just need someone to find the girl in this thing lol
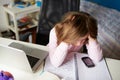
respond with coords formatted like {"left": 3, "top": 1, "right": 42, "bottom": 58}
{"left": 48, "top": 11, "right": 103, "bottom": 67}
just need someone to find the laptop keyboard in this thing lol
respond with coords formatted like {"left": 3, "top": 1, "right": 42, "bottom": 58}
{"left": 21, "top": 46, "right": 33, "bottom": 55}
{"left": 8, "top": 42, "right": 33, "bottom": 55}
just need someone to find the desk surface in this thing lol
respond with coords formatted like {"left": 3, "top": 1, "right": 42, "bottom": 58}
{"left": 0, "top": 37, "right": 120, "bottom": 80}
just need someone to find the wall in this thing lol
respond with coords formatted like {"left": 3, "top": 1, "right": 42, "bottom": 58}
{"left": 86, "top": 0, "right": 120, "bottom": 11}
{"left": 0, "top": 0, "right": 11, "bottom": 32}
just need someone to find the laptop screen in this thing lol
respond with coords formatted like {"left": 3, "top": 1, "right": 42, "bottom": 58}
{"left": 8, "top": 42, "right": 48, "bottom": 72}
{"left": 0, "top": 44, "right": 32, "bottom": 73}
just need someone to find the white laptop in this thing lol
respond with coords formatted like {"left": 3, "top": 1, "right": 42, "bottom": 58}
{"left": 0, "top": 43, "right": 48, "bottom": 73}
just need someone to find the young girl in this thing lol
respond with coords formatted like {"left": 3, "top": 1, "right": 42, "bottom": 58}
{"left": 48, "top": 11, "right": 103, "bottom": 67}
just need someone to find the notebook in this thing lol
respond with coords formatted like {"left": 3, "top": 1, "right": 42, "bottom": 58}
{"left": 7, "top": 42, "right": 48, "bottom": 72}
{"left": 44, "top": 52, "right": 112, "bottom": 80}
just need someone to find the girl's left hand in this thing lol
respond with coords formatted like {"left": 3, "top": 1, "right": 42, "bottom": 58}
{"left": 88, "top": 35, "right": 97, "bottom": 44}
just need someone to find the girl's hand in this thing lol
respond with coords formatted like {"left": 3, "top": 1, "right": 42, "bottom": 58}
{"left": 88, "top": 35, "right": 97, "bottom": 44}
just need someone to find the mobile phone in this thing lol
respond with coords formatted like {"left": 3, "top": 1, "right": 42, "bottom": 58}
{"left": 81, "top": 57, "right": 95, "bottom": 68}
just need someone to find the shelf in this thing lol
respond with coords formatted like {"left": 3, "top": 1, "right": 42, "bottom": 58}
{"left": 19, "top": 24, "right": 37, "bottom": 32}
{"left": 3, "top": 5, "right": 40, "bottom": 42}
{"left": 3, "top": 5, "right": 40, "bottom": 16}
{"left": 9, "top": 19, "right": 38, "bottom": 32}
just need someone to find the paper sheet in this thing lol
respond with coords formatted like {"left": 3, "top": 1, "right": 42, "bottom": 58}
{"left": 44, "top": 52, "right": 112, "bottom": 80}
{"left": 44, "top": 52, "right": 75, "bottom": 80}
{"left": 75, "top": 53, "right": 112, "bottom": 80}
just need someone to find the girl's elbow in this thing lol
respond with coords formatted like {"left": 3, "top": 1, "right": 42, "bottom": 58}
{"left": 93, "top": 53, "right": 103, "bottom": 63}
{"left": 51, "top": 61, "right": 61, "bottom": 68}
{"left": 50, "top": 58, "right": 62, "bottom": 68}
{"left": 52, "top": 63, "right": 61, "bottom": 68}
{"left": 98, "top": 50, "right": 103, "bottom": 62}
{"left": 95, "top": 56, "right": 103, "bottom": 63}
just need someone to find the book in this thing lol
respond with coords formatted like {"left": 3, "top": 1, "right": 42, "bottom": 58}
{"left": 18, "top": 17, "right": 32, "bottom": 27}
{"left": 15, "top": 1, "right": 31, "bottom": 8}
{"left": 44, "top": 52, "right": 112, "bottom": 80}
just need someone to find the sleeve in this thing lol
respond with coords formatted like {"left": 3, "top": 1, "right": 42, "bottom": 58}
{"left": 48, "top": 28, "right": 69, "bottom": 67}
{"left": 86, "top": 39, "right": 103, "bottom": 63}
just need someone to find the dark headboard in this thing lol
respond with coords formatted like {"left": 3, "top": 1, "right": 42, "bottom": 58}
{"left": 86, "top": 0, "right": 120, "bottom": 11}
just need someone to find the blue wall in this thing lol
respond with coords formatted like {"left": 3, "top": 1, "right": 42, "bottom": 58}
{"left": 86, "top": 0, "right": 120, "bottom": 11}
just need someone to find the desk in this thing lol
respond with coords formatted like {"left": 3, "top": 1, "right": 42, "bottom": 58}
{"left": 106, "top": 58, "right": 120, "bottom": 80}
{"left": 0, "top": 37, "right": 120, "bottom": 80}
{"left": 3, "top": 5, "right": 40, "bottom": 42}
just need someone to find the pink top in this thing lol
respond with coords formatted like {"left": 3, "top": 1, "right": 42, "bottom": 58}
{"left": 48, "top": 28, "right": 103, "bottom": 67}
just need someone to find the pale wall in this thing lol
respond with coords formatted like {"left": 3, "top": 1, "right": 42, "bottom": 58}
{"left": 0, "top": 0, "right": 10, "bottom": 32}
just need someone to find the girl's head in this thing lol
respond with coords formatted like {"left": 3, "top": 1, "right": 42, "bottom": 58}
{"left": 55, "top": 11, "right": 98, "bottom": 45}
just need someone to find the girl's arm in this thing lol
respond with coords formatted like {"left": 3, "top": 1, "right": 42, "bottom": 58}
{"left": 48, "top": 28, "right": 69, "bottom": 67}
{"left": 86, "top": 36, "right": 103, "bottom": 63}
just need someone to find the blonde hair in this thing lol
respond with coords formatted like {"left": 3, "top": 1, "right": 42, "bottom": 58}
{"left": 55, "top": 11, "right": 98, "bottom": 45}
